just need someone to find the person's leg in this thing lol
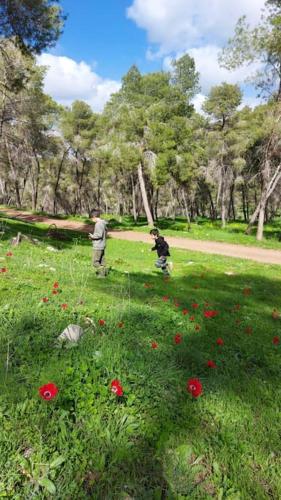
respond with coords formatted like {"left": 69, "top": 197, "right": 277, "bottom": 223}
{"left": 155, "top": 257, "right": 169, "bottom": 275}
{"left": 99, "top": 250, "right": 108, "bottom": 276}
{"left": 160, "top": 257, "right": 169, "bottom": 276}
{"left": 93, "top": 250, "right": 103, "bottom": 274}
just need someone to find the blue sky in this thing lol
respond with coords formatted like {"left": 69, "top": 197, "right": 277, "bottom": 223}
{"left": 38, "top": 0, "right": 266, "bottom": 112}
{"left": 56, "top": 0, "right": 161, "bottom": 79}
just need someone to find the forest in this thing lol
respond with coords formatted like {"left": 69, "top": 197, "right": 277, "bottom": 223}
{"left": 1, "top": 0, "right": 281, "bottom": 242}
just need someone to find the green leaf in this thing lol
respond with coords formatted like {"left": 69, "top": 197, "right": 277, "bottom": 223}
{"left": 50, "top": 455, "right": 65, "bottom": 469}
{"left": 38, "top": 478, "right": 56, "bottom": 495}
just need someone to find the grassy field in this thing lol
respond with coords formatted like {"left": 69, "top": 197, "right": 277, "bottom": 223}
{"left": 0, "top": 216, "right": 280, "bottom": 499}
{"left": 32, "top": 210, "right": 281, "bottom": 250}
{"left": 1, "top": 206, "right": 281, "bottom": 249}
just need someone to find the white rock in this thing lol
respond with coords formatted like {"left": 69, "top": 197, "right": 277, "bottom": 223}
{"left": 47, "top": 246, "right": 59, "bottom": 252}
{"left": 58, "top": 324, "right": 83, "bottom": 343}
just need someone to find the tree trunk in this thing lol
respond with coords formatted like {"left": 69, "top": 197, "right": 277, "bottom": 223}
{"left": 5, "top": 138, "right": 21, "bottom": 207}
{"left": 182, "top": 188, "right": 191, "bottom": 231}
{"left": 131, "top": 175, "right": 138, "bottom": 223}
{"left": 221, "top": 176, "right": 227, "bottom": 229}
{"left": 137, "top": 162, "right": 154, "bottom": 226}
{"left": 241, "top": 185, "right": 248, "bottom": 222}
{"left": 53, "top": 149, "right": 68, "bottom": 214}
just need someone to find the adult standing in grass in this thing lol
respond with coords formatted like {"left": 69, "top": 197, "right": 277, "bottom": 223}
{"left": 89, "top": 209, "right": 108, "bottom": 277}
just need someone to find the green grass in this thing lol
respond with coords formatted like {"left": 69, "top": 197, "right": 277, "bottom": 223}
{"left": 106, "top": 215, "right": 281, "bottom": 250}
{"left": 1, "top": 206, "right": 281, "bottom": 249}
{"left": 0, "top": 217, "right": 280, "bottom": 499}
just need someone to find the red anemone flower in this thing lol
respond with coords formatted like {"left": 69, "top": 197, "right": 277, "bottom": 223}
{"left": 52, "top": 290, "right": 59, "bottom": 295}
{"left": 39, "top": 383, "right": 59, "bottom": 401}
{"left": 245, "top": 326, "right": 253, "bottom": 335}
{"left": 118, "top": 322, "right": 124, "bottom": 328}
{"left": 272, "top": 309, "right": 280, "bottom": 320}
{"left": 207, "top": 360, "right": 217, "bottom": 368}
{"left": 42, "top": 297, "right": 49, "bottom": 303}
{"left": 162, "top": 296, "right": 169, "bottom": 302}
{"left": 0, "top": 267, "right": 7, "bottom": 273}
{"left": 151, "top": 341, "right": 158, "bottom": 349}
{"left": 6, "top": 252, "right": 13, "bottom": 257}
{"left": 53, "top": 282, "right": 59, "bottom": 289}
{"left": 98, "top": 319, "right": 105, "bottom": 326}
{"left": 187, "top": 378, "right": 203, "bottom": 398}
{"left": 174, "top": 333, "right": 182, "bottom": 345}
{"left": 192, "top": 303, "right": 199, "bottom": 309}
{"left": 273, "top": 336, "right": 280, "bottom": 345}
{"left": 61, "top": 303, "right": 68, "bottom": 310}
{"left": 111, "top": 379, "right": 123, "bottom": 396}
{"left": 216, "top": 338, "right": 224, "bottom": 346}
{"left": 189, "top": 315, "right": 195, "bottom": 321}
{"left": 182, "top": 308, "right": 189, "bottom": 315}
{"left": 204, "top": 310, "right": 218, "bottom": 319}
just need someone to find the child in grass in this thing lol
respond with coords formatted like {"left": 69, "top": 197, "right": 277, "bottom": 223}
{"left": 150, "top": 228, "right": 171, "bottom": 276}
{"left": 88, "top": 209, "right": 108, "bottom": 277}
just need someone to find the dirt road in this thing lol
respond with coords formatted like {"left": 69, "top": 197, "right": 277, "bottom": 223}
{"left": 1, "top": 208, "right": 281, "bottom": 265}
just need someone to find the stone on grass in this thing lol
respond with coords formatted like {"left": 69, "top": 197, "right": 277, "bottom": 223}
{"left": 58, "top": 324, "right": 83, "bottom": 343}
{"left": 47, "top": 246, "right": 59, "bottom": 252}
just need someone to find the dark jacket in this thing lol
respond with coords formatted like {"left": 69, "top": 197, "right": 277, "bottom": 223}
{"left": 152, "top": 236, "right": 170, "bottom": 257}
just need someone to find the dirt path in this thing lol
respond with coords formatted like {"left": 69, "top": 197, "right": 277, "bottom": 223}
{"left": 1, "top": 208, "right": 281, "bottom": 265}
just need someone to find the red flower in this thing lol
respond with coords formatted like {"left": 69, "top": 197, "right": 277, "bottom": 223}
{"left": 6, "top": 252, "right": 13, "bottom": 257}
{"left": 52, "top": 290, "right": 59, "bottom": 295}
{"left": 162, "top": 295, "right": 169, "bottom": 302}
{"left": 192, "top": 303, "right": 199, "bottom": 309}
{"left": 42, "top": 297, "right": 49, "bottom": 303}
{"left": 195, "top": 324, "right": 201, "bottom": 332}
{"left": 151, "top": 341, "right": 158, "bottom": 349}
{"left": 111, "top": 379, "right": 123, "bottom": 396}
{"left": 98, "top": 319, "right": 105, "bottom": 326}
{"left": 204, "top": 310, "right": 218, "bottom": 319}
{"left": 118, "top": 322, "right": 124, "bottom": 328}
{"left": 53, "top": 282, "right": 59, "bottom": 289}
{"left": 273, "top": 336, "right": 280, "bottom": 345}
{"left": 272, "top": 309, "right": 280, "bottom": 320}
{"left": 174, "top": 301, "right": 180, "bottom": 308}
{"left": 182, "top": 308, "right": 189, "bottom": 315}
{"left": 61, "top": 303, "right": 68, "bottom": 310}
{"left": 216, "top": 338, "right": 224, "bottom": 346}
{"left": 189, "top": 315, "right": 195, "bottom": 321}
{"left": 207, "top": 360, "right": 217, "bottom": 368}
{"left": 174, "top": 333, "right": 182, "bottom": 345}
{"left": 243, "top": 287, "right": 251, "bottom": 296}
{"left": 187, "top": 378, "right": 203, "bottom": 398}
{"left": 245, "top": 326, "right": 253, "bottom": 335}
{"left": 0, "top": 267, "right": 7, "bottom": 273}
{"left": 39, "top": 383, "right": 59, "bottom": 401}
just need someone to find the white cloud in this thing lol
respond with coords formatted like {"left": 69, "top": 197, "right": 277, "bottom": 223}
{"left": 192, "top": 93, "right": 207, "bottom": 114}
{"left": 37, "top": 54, "right": 121, "bottom": 112}
{"left": 164, "top": 45, "right": 262, "bottom": 94}
{"left": 192, "top": 91, "right": 261, "bottom": 115}
{"left": 127, "top": 0, "right": 266, "bottom": 54}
